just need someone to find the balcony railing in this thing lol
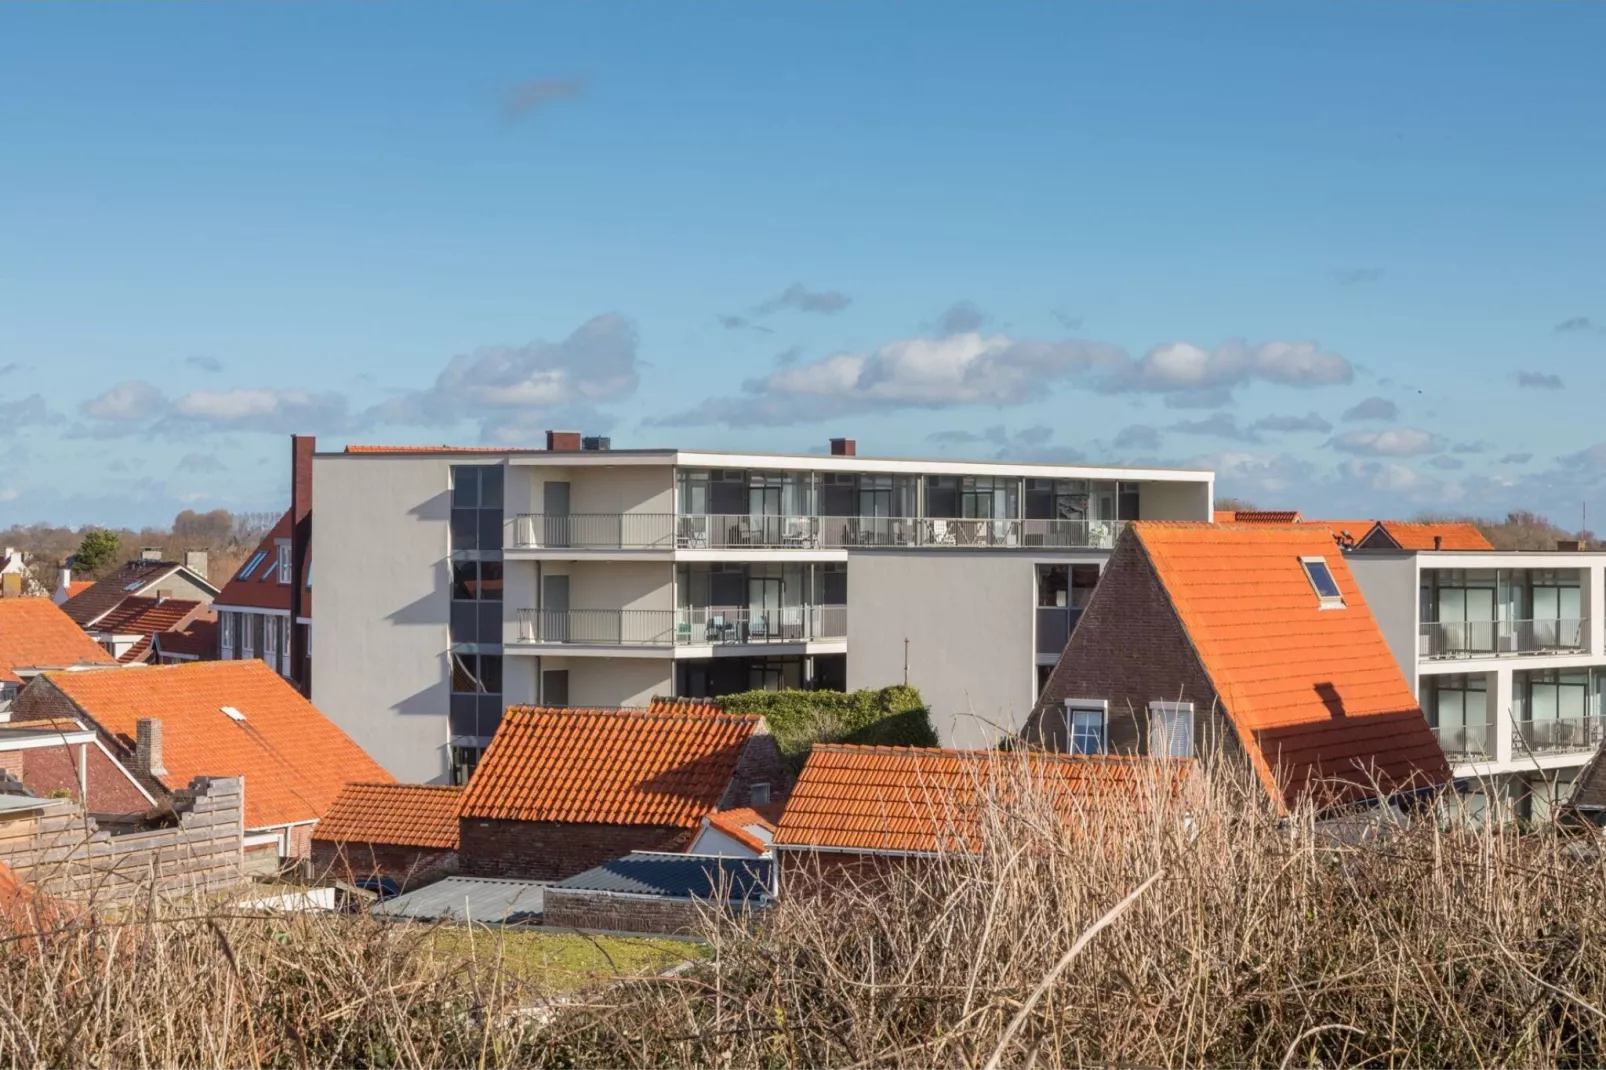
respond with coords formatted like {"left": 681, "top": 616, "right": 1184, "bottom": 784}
{"left": 514, "top": 605, "right": 848, "bottom": 646}
{"left": 1420, "top": 618, "right": 1588, "bottom": 660}
{"left": 1513, "top": 714, "right": 1606, "bottom": 755}
{"left": 1433, "top": 722, "right": 1496, "bottom": 761}
{"left": 515, "top": 512, "right": 1129, "bottom": 551}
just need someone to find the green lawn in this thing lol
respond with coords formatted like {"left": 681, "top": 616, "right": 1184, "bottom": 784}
{"left": 427, "top": 926, "right": 706, "bottom": 991}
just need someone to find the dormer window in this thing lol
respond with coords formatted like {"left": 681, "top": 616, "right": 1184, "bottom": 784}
{"left": 1300, "top": 556, "right": 1345, "bottom": 609}
{"left": 276, "top": 543, "right": 292, "bottom": 585}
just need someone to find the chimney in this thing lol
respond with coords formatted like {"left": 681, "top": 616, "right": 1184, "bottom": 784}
{"left": 289, "top": 434, "right": 315, "bottom": 696}
{"left": 1433, "top": 535, "right": 1442, "bottom": 551}
{"left": 57, "top": 564, "right": 71, "bottom": 592}
{"left": 135, "top": 718, "right": 167, "bottom": 778}
{"left": 139, "top": 547, "right": 162, "bottom": 562}
{"left": 546, "top": 430, "right": 582, "bottom": 452}
{"left": 1559, "top": 539, "right": 1585, "bottom": 552}
{"left": 830, "top": 437, "right": 856, "bottom": 457}
{"left": 183, "top": 550, "right": 208, "bottom": 581}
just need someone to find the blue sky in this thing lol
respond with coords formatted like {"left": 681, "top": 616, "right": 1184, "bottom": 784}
{"left": 3, "top": 4, "right": 1604, "bottom": 528}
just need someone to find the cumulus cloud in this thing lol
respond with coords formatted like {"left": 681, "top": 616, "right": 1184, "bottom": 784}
{"left": 924, "top": 424, "right": 1073, "bottom": 461}
{"left": 184, "top": 355, "right": 223, "bottom": 373}
{"left": 1517, "top": 371, "right": 1564, "bottom": 390}
{"left": 0, "top": 394, "right": 57, "bottom": 435}
{"left": 1330, "top": 428, "right": 1447, "bottom": 457}
{"left": 1335, "top": 268, "right": 1383, "bottom": 286}
{"left": 1341, "top": 396, "right": 1399, "bottom": 422}
{"left": 1113, "top": 424, "right": 1161, "bottom": 451}
{"left": 79, "top": 378, "right": 353, "bottom": 436}
{"left": 937, "top": 301, "right": 987, "bottom": 336}
{"left": 503, "top": 77, "right": 585, "bottom": 121}
{"left": 1250, "top": 412, "right": 1332, "bottom": 434}
{"left": 1555, "top": 317, "right": 1595, "bottom": 334}
{"left": 1200, "top": 450, "right": 1317, "bottom": 498}
{"left": 755, "top": 283, "right": 851, "bottom": 316}
{"left": 82, "top": 381, "right": 166, "bottom": 423}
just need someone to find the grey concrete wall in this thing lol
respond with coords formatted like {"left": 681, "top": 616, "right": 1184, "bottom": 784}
{"left": 845, "top": 552, "right": 1037, "bottom": 749}
{"left": 1345, "top": 553, "right": 1420, "bottom": 694}
{"left": 1138, "top": 480, "right": 1212, "bottom": 521}
{"left": 508, "top": 464, "right": 675, "bottom": 516}
{"left": 312, "top": 455, "right": 456, "bottom": 783}
{"left": 536, "top": 655, "right": 670, "bottom": 708}
{"left": 568, "top": 561, "right": 674, "bottom": 612}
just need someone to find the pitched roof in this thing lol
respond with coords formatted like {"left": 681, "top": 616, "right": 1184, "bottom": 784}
{"left": 59, "top": 560, "right": 214, "bottom": 627}
{"left": 647, "top": 696, "right": 727, "bottom": 717}
{"left": 117, "top": 636, "right": 153, "bottom": 665}
{"left": 1215, "top": 510, "right": 1303, "bottom": 524}
{"left": 92, "top": 596, "right": 204, "bottom": 636}
{"left": 153, "top": 616, "right": 217, "bottom": 660}
{"left": 552, "top": 851, "right": 773, "bottom": 903}
{"left": 213, "top": 510, "right": 312, "bottom": 615}
{"left": 314, "top": 782, "right": 463, "bottom": 849}
{"left": 1361, "top": 521, "right": 1493, "bottom": 552}
{"left": 459, "top": 707, "right": 760, "bottom": 827}
{"left": 1131, "top": 522, "right": 1451, "bottom": 808}
{"left": 774, "top": 745, "right": 1185, "bottom": 854}
{"left": 43, "top": 660, "right": 392, "bottom": 829}
{"left": 702, "top": 807, "right": 778, "bottom": 853}
{"left": 0, "top": 599, "right": 117, "bottom": 684}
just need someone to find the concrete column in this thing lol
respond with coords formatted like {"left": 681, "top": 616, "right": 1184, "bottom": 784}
{"left": 1590, "top": 562, "right": 1604, "bottom": 657}
{"left": 1492, "top": 669, "right": 1513, "bottom": 765}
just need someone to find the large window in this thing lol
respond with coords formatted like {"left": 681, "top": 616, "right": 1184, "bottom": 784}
{"left": 1148, "top": 701, "right": 1194, "bottom": 758}
{"left": 1064, "top": 699, "right": 1108, "bottom": 756}
{"left": 1424, "top": 673, "right": 1489, "bottom": 757}
{"left": 449, "top": 650, "right": 503, "bottom": 742}
{"left": 450, "top": 465, "right": 505, "bottom": 554}
{"left": 451, "top": 559, "right": 503, "bottom": 645}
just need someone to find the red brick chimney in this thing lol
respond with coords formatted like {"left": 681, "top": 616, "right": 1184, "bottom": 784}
{"left": 830, "top": 438, "right": 856, "bottom": 457}
{"left": 136, "top": 718, "right": 167, "bottom": 778}
{"left": 288, "top": 435, "right": 314, "bottom": 696}
{"left": 546, "top": 430, "right": 582, "bottom": 452}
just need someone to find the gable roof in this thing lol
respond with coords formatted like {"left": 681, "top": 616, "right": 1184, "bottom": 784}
{"left": 702, "top": 806, "right": 778, "bottom": 853}
{"left": 92, "top": 596, "right": 205, "bottom": 637}
{"left": 152, "top": 616, "right": 217, "bottom": 660}
{"left": 774, "top": 745, "right": 1185, "bottom": 855}
{"left": 1359, "top": 521, "right": 1493, "bottom": 552}
{"left": 647, "top": 696, "right": 728, "bottom": 717}
{"left": 458, "top": 707, "right": 760, "bottom": 828}
{"left": 43, "top": 660, "right": 391, "bottom": 829}
{"left": 552, "top": 851, "right": 773, "bottom": 903}
{"left": 0, "top": 599, "right": 117, "bottom": 684}
{"left": 1131, "top": 522, "right": 1451, "bottom": 809}
{"left": 213, "top": 510, "right": 312, "bottom": 616}
{"left": 314, "top": 782, "right": 462, "bottom": 849}
{"left": 59, "top": 560, "right": 216, "bottom": 628}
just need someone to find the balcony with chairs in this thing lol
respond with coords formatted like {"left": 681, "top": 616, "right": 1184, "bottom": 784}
{"left": 1419, "top": 618, "right": 1588, "bottom": 660}
{"left": 512, "top": 605, "right": 847, "bottom": 650}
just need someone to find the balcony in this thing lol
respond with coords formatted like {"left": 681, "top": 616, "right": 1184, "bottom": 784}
{"left": 1513, "top": 715, "right": 1606, "bottom": 756}
{"left": 514, "top": 513, "right": 1128, "bottom": 551}
{"left": 1433, "top": 722, "right": 1496, "bottom": 762}
{"left": 513, "top": 606, "right": 848, "bottom": 647}
{"left": 1420, "top": 618, "right": 1588, "bottom": 660}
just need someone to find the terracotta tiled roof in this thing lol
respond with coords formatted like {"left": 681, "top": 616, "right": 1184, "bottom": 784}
{"left": 459, "top": 707, "right": 760, "bottom": 828}
{"left": 63, "top": 581, "right": 92, "bottom": 600}
{"left": 44, "top": 660, "right": 392, "bottom": 830}
{"left": 1297, "top": 520, "right": 1378, "bottom": 546}
{"left": 153, "top": 616, "right": 217, "bottom": 660}
{"left": 1215, "top": 510, "right": 1303, "bottom": 524}
{"left": 0, "top": 599, "right": 117, "bottom": 684}
{"left": 775, "top": 745, "right": 1185, "bottom": 854}
{"left": 94, "top": 596, "right": 204, "bottom": 636}
{"left": 648, "top": 696, "right": 727, "bottom": 717}
{"left": 60, "top": 560, "right": 215, "bottom": 628}
{"left": 1132, "top": 522, "right": 1451, "bottom": 809}
{"left": 214, "top": 510, "right": 312, "bottom": 615}
{"left": 117, "top": 636, "right": 153, "bottom": 665}
{"left": 314, "top": 782, "right": 463, "bottom": 849}
{"left": 1363, "top": 521, "right": 1493, "bottom": 552}
{"left": 702, "top": 807, "right": 777, "bottom": 854}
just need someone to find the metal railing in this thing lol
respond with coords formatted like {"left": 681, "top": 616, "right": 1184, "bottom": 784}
{"left": 1513, "top": 714, "right": 1606, "bottom": 755}
{"left": 675, "top": 514, "right": 822, "bottom": 549}
{"left": 1432, "top": 722, "right": 1496, "bottom": 761}
{"left": 513, "top": 513, "right": 676, "bottom": 550}
{"left": 514, "top": 605, "right": 848, "bottom": 646}
{"left": 1420, "top": 618, "right": 1588, "bottom": 659}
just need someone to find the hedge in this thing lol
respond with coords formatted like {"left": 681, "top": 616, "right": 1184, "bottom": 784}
{"left": 697, "top": 685, "right": 936, "bottom": 772}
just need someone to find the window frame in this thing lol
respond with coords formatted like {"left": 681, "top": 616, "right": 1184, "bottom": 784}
{"left": 1299, "top": 556, "right": 1346, "bottom": 609}
{"left": 1148, "top": 700, "right": 1195, "bottom": 759}
{"left": 239, "top": 551, "right": 267, "bottom": 580}
{"left": 1061, "top": 697, "right": 1108, "bottom": 755}
{"left": 276, "top": 542, "right": 292, "bottom": 585}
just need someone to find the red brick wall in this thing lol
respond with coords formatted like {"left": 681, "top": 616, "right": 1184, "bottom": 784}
{"left": 542, "top": 889, "right": 713, "bottom": 935}
{"left": 309, "top": 840, "right": 458, "bottom": 890}
{"left": 776, "top": 848, "right": 923, "bottom": 895}
{"left": 457, "top": 820, "right": 693, "bottom": 881}
{"left": 1029, "top": 534, "right": 1237, "bottom": 758}
{"left": 0, "top": 752, "right": 21, "bottom": 780}
{"left": 11, "top": 679, "right": 162, "bottom": 813}
{"left": 722, "top": 731, "right": 791, "bottom": 810}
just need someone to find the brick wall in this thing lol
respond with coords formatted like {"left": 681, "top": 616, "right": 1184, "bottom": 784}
{"left": 309, "top": 839, "right": 458, "bottom": 890}
{"left": 458, "top": 819, "right": 693, "bottom": 881}
{"left": 722, "top": 730, "right": 791, "bottom": 810}
{"left": 0, "top": 752, "right": 21, "bottom": 780}
{"left": 542, "top": 889, "right": 712, "bottom": 935}
{"left": 10, "top": 681, "right": 157, "bottom": 813}
{"left": 776, "top": 847, "right": 920, "bottom": 895}
{"left": 1029, "top": 535, "right": 1238, "bottom": 759}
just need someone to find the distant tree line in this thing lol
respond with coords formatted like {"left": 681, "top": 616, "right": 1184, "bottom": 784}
{"left": 0, "top": 509, "right": 279, "bottom": 589}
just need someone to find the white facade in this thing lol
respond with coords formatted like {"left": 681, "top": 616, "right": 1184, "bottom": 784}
{"left": 312, "top": 443, "right": 1213, "bottom": 783}
{"left": 1347, "top": 548, "right": 1606, "bottom": 821}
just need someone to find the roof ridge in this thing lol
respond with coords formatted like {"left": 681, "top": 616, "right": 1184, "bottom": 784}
{"left": 504, "top": 705, "right": 761, "bottom": 724}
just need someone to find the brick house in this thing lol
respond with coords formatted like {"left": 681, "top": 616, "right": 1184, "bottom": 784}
{"left": 456, "top": 706, "right": 789, "bottom": 880}
{"left": 310, "top": 782, "right": 462, "bottom": 890}
{"left": 1027, "top": 522, "right": 1451, "bottom": 812}
{"left": 10, "top": 660, "right": 391, "bottom": 865}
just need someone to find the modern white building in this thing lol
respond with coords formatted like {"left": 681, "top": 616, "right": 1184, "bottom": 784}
{"left": 311, "top": 433, "right": 1213, "bottom": 783}
{"left": 1347, "top": 543, "right": 1606, "bottom": 821}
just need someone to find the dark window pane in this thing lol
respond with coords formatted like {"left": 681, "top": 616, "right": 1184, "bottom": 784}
{"left": 478, "top": 696, "right": 503, "bottom": 737}
{"left": 480, "top": 466, "right": 504, "bottom": 510}
{"left": 479, "top": 560, "right": 503, "bottom": 602}
{"left": 450, "top": 651, "right": 479, "bottom": 693}
{"left": 451, "top": 509, "right": 479, "bottom": 552}
{"left": 542, "top": 669, "right": 570, "bottom": 706}
{"left": 479, "top": 654, "right": 502, "bottom": 695}
{"left": 452, "top": 466, "right": 480, "bottom": 509}
{"left": 1117, "top": 482, "right": 1142, "bottom": 521}
{"left": 477, "top": 602, "right": 501, "bottom": 644}
{"left": 479, "top": 509, "right": 503, "bottom": 553}
{"left": 449, "top": 693, "right": 480, "bottom": 736}
{"left": 450, "top": 602, "right": 479, "bottom": 645}
{"left": 452, "top": 559, "right": 478, "bottom": 601}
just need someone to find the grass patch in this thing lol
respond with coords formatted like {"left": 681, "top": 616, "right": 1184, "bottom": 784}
{"left": 427, "top": 926, "right": 705, "bottom": 991}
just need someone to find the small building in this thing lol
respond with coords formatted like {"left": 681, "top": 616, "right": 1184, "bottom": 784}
{"left": 58, "top": 556, "right": 218, "bottom": 633}
{"left": 212, "top": 507, "right": 312, "bottom": 690}
{"left": 0, "top": 598, "right": 118, "bottom": 714}
{"left": 85, "top": 595, "right": 211, "bottom": 664}
{"left": 310, "top": 782, "right": 462, "bottom": 890}
{"left": 9, "top": 659, "right": 391, "bottom": 866}
{"left": 543, "top": 851, "right": 774, "bottom": 935}
{"left": 1030, "top": 522, "right": 1451, "bottom": 812}
{"left": 0, "top": 718, "right": 156, "bottom": 814}
{"left": 687, "top": 807, "right": 777, "bottom": 858}
{"left": 456, "top": 705, "right": 788, "bottom": 881}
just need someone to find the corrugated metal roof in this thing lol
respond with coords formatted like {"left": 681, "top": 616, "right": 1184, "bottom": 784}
{"left": 372, "top": 876, "right": 546, "bottom": 925}
{"left": 552, "top": 852, "right": 772, "bottom": 903}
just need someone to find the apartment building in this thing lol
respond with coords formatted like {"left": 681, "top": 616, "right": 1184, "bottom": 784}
{"left": 311, "top": 433, "right": 1212, "bottom": 783}
{"left": 1343, "top": 534, "right": 1606, "bottom": 822}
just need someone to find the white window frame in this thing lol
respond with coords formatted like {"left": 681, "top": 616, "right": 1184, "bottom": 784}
{"left": 750, "top": 781, "right": 772, "bottom": 806}
{"left": 1299, "top": 556, "right": 1346, "bottom": 609}
{"left": 241, "top": 614, "right": 254, "bottom": 660}
{"left": 220, "top": 612, "right": 235, "bottom": 659}
{"left": 1148, "top": 700, "right": 1195, "bottom": 759}
{"left": 1062, "top": 697, "right": 1108, "bottom": 755}
{"left": 276, "top": 542, "right": 292, "bottom": 585}
{"left": 263, "top": 613, "right": 279, "bottom": 663}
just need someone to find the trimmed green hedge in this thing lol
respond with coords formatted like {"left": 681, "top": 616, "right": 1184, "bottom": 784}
{"left": 702, "top": 685, "right": 936, "bottom": 771}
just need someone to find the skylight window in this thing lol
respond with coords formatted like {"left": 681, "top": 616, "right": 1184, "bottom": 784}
{"left": 239, "top": 551, "right": 267, "bottom": 580}
{"left": 221, "top": 705, "right": 246, "bottom": 722}
{"left": 1300, "top": 556, "right": 1345, "bottom": 608}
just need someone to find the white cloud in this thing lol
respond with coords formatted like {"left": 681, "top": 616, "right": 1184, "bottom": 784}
{"left": 1251, "top": 412, "right": 1332, "bottom": 434}
{"left": 1340, "top": 396, "right": 1399, "bottom": 422}
{"left": 82, "top": 381, "right": 164, "bottom": 422}
{"left": 1329, "top": 428, "right": 1447, "bottom": 457}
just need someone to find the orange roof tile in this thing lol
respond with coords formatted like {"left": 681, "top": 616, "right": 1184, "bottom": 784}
{"left": 0, "top": 599, "right": 117, "bottom": 684}
{"left": 774, "top": 745, "right": 1187, "bottom": 854}
{"left": 1364, "top": 521, "right": 1493, "bottom": 552}
{"left": 459, "top": 707, "right": 760, "bottom": 828}
{"left": 314, "top": 782, "right": 462, "bottom": 849}
{"left": 702, "top": 807, "right": 778, "bottom": 853}
{"left": 647, "top": 696, "right": 726, "bottom": 717}
{"left": 43, "top": 660, "right": 392, "bottom": 830}
{"left": 1131, "top": 522, "right": 1451, "bottom": 808}
{"left": 116, "top": 636, "right": 153, "bottom": 665}
{"left": 94, "top": 596, "right": 204, "bottom": 636}
{"left": 1215, "top": 510, "right": 1303, "bottom": 524}
{"left": 153, "top": 617, "right": 217, "bottom": 660}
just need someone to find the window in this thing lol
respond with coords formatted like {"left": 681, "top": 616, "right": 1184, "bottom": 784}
{"left": 750, "top": 782, "right": 772, "bottom": 806}
{"left": 1300, "top": 557, "right": 1345, "bottom": 607}
{"left": 1148, "top": 701, "right": 1194, "bottom": 758}
{"left": 220, "top": 612, "right": 235, "bottom": 658}
{"left": 450, "top": 559, "right": 503, "bottom": 645}
{"left": 450, "top": 464, "right": 505, "bottom": 554}
{"left": 239, "top": 551, "right": 267, "bottom": 580}
{"left": 276, "top": 543, "right": 292, "bottom": 585}
{"left": 449, "top": 746, "right": 483, "bottom": 787}
{"left": 541, "top": 669, "right": 570, "bottom": 706}
{"left": 1063, "top": 699, "right": 1107, "bottom": 755}
{"left": 450, "top": 650, "right": 503, "bottom": 741}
